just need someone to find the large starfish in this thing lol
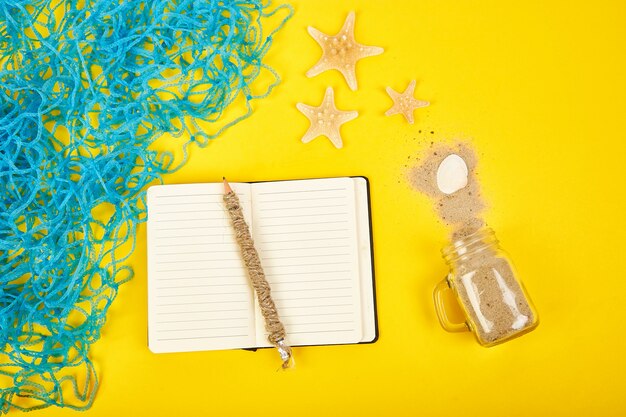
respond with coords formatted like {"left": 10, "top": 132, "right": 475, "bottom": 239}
{"left": 306, "top": 11, "right": 384, "bottom": 91}
{"left": 385, "top": 80, "right": 430, "bottom": 124}
{"left": 296, "top": 87, "right": 358, "bottom": 149}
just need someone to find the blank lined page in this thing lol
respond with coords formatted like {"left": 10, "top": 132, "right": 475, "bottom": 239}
{"left": 251, "top": 178, "right": 363, "bottom": 347}
{"left": 147, "top": 183, "right": 256, "bottom": 353}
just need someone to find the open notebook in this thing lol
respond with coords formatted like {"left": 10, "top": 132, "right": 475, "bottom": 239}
{"left": 146, "top": 177, "right": 377, "bottom": 353}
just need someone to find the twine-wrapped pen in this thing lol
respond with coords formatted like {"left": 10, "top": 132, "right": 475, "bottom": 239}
{"left": 222, "top": 177, "right": 293, "bottom": 369}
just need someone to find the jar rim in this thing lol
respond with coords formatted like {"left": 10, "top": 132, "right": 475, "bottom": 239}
{"left": 442, "top": 226, "right": 498, "bottom": 263}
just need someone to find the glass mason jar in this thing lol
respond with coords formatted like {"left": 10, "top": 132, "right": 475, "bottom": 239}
{"left": 433, "top": 227, "right": 539, "bottom": 346}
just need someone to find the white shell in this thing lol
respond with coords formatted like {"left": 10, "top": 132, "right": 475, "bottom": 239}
{"left": 436, "top": 154, "right": 469, "bottom": 195}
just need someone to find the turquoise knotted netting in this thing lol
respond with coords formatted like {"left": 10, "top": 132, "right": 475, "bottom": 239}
{"left": 0, "top": 0, "right": 292, "bottom": 412}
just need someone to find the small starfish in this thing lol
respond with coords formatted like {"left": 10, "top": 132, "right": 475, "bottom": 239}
{"left": 296, "top": 87, "right": 358, "bottom": 149}
{"left": 306, "top": 11, "right": 384, "bottom": 91}
{"left": 385, "top": 80, "right": 430, "bottom": 124}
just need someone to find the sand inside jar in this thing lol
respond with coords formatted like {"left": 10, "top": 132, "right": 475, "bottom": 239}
{"left": 453, "top": 254, "right": 536, "bottom": 344}
{"left": 409, "top": 142, "right": 536, "bottom": 344}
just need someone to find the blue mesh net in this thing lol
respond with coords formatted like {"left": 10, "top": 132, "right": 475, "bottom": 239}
{"left": 0, "top": 0, "right": 292, "bottom": 412}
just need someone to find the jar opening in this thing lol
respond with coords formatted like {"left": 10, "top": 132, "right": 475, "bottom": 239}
{"left": 442, "top": 227, "right": 498, "bottom": 263}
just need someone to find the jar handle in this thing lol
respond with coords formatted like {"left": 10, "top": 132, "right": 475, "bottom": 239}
{"left": 433, "top": 276, "right": 469, "bottom": 332}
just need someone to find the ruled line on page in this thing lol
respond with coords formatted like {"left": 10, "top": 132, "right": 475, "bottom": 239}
{"left": 157, "top": 317, "right": 249, "bottom": 324}
{"left": 156, "top": 257, "right": 241, "bottom": 265}
{"left": 257, "top": 196, "right": 347, "bottom": 203}
{"left": 152, "top": 217, "right": 217, "bottom": 223}
{"left": 272, "top": 287, "right": 352, "bottom": 293}
{"left": 261, "top": 253, "right": 350, "bottom": 261}
{"left": 155, "top": 201, "right": 220, "bottom": 207}
{"left": 156, "top": 225, "right": 227, "bottom": 231}
{"left": 156, "top": 266, "right": 244, "bottom": 273}
{"left": 265, "top": 270, "right": 351, "bottom": 277}
{"left": 157, "top": 283, "right": 249, "bottom": 290}
{"left": 155, "top": 233, "right": 232, "bottom": 239}
{"left": 156, "top": 242, "right": 237, "bottom": 248}
{"left": 155, "top": 208, "right": 225, "bottom": 215}
{"left": 259, "top": 204, "right": 347, "bottom": 211}
{"left": 260, "top": 212, "right": 348, "bottom": 219}
{"left": 258, "top": 221, "right": 347, "bottom": 227}
{"left": 273, "top": 295, "right": 352, "bottom": 302}
{"left": 261, "top": 245, "right": 349, "bottom": 252}
{"left": 155, "top": 275, "right": 245, "bottom": 281}
{"left": 156, "top": 280, "right": 248, "bottom": 289}
{"left": 156, "top": 335, "right": 248, "bottom": 341}
{"left": 273, "top": 303, "right": 353, "bottom": 309}
{"left": 156, "top": 300, "right": 249, "bottom": 307}
{"left": 156, "top": 292, "right": 249, "bottom": 298}
{"left": 287, "top": 329, "right": 354, "bottom": 335}
{"left": 249, "top": 261, "right": 350, "bottom": 268}
{"left": 283, "top": 320, "right": 354, "bottom": 326}
{"left": 154, "top": 226, "right": 230, "bottom": 233}
{"left": 156, "top": 249, "right": 239, "bottom": 256}
{"left": 256, "top": 188, "right": 346, "bottom": 195}
{"left": 281, "top": 311, "right": 352, "bottom": 318}
{"left": 260, "top": 229, "right": 349, "bottom": 236}
{"left": 157, "top": 325, "right": 249, "bottom": 332}
{"left": 267, "top": 278, "right": 352, "bottom": 285}
{"left": 260, "top": 237, "right": 349, "bottom": 244}
{"left": 155, "top": 308, "right": 249, "bottom": 315}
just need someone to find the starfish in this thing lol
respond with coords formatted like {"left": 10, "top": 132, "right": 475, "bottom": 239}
{"left": 306, "top": 11, "right": 384, "bottom": 91}
{"left": 385, "top": 80, "right": 430, "bottom": 124}
{"left": 296, "top": 87, "right": 358, "bottom": 149}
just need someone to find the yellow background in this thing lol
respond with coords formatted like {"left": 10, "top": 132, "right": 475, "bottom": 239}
{"left": 48, "top": 0, "right": 625, "bottom": 415}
